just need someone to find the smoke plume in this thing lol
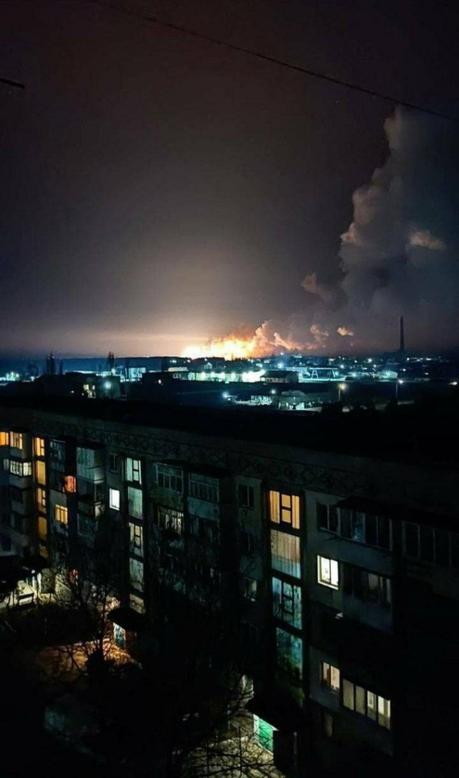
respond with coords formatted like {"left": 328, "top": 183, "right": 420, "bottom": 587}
{"left": 306, "top": 107, "right": 459, "bottom": 352}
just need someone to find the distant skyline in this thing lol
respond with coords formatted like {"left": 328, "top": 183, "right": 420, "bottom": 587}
{"left": 1, "top": 1, "right": 459, "bottom": 356}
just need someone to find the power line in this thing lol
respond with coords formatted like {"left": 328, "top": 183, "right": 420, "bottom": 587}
{"left": 91, "top": 0, "right": 455, "bottom": 122}
{"left": 0, "top": 76, "right": 25, "bottom": 90}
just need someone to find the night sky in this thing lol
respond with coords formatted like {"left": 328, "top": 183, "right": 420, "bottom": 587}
{"left": 1, "top": 0, "right": 459, "bottom": 356}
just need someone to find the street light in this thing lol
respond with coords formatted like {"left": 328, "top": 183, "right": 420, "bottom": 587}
{"left": 338, "top": 383, "right": 347, "bottom": 402}
{"left": 395, "top": 378, "right": 404, "bottom": 401}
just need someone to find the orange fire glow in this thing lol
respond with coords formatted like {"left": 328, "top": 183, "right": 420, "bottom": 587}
{"left": 182, "top": 323, "right": 304, "bottom": 360}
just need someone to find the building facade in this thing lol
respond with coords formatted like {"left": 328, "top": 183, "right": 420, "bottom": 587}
{"left": 1, "top": 399, "right": 458, "bottom": 776}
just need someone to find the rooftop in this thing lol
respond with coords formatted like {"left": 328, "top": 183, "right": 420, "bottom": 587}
{"left": 0, "top": 394, "right": 458, "bottom": 468}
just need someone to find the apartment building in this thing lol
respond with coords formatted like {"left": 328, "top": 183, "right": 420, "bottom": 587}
{"left": 0, "top": 397, "right": 458, "bottom": 776}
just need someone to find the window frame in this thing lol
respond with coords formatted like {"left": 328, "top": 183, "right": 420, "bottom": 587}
{"left": 342, "top": 678, "right": 391, "bottom": 730}
{"left": 109, "top": 488, "right": 121, "bottom": 511}
{"left": 317, "top": 555, "right": 339, "bottom": 590}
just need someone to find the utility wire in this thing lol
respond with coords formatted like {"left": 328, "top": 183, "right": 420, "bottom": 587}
{"left": 0, "top": 76, "right": 25, "bottom": 90}
{"left": 91, "top": 0, "right": 455, "bottom": 122}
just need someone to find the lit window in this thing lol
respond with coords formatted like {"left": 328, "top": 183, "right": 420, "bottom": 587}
{"left": 55, "top": 505, "right": 68, "bottom": 526}
{"left": 64, "top": 475, "right": 76, "bottom": 493}
{"left": 126, "top": 457, "right": 142, "bottom": 484}
{"left": 127, "top": 486, "right": 143, "bottom": 518}
{"left": 109, "top": 488, "right": 120, "bottom": 511}
{"left": 9, "top": 460, "right": 32, "bottom": 477}
{"left": 321, "top": 661, "right": 340, "bottom": 693}
{"left": 33, "top": 437, "right": 45, "bottom": 457}
{"left": 317, "top": 555, "right": 339, "bottom": 589}
{"left": 35, "top": 460, "right": 46, "bottom": 485}
{"left": 10, "top": 432, "right": 24, "bottom": 451}
{"left": 36, "top": 487, "right": 47, "bottom": 510}
{"left": 38, "top": 515, "right": 47, "bottom": 540}
{"left": 129, "top": 523, "right": 143, "bottom": 555}
{"left": 0, "top": 431, "right": 9, "bottom": 446}
{"left": 129, "top": 558, "right": 144, "bottom": 591}
{"left": 342, "top": 679, "right": 391, "bottom": 729}
{"left": 269, "top": 490, "right": 300, "bottom": 528}
{"left": 271, "top": 530, "right": 301, "bottom": 579}
{"left": 254, "top": 716, "right": 276, "bottom": 752}
{"left": 272, "top": 576, "right": 302, "bottom": 628}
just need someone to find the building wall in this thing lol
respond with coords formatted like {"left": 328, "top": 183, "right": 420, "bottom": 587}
{"left": 1, "top": 405, "right": 459, "bottom": 775}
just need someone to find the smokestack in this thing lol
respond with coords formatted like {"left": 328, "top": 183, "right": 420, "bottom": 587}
{"left": 399, "top": 316, "right": 405, "bottom": 356}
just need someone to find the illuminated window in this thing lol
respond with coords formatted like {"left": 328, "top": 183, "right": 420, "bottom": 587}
{"left": 10, "top": 460, "right": 32, "bottom": 477}
{"left": 36, "top": 487, "right": 47, "bottom": 511}
{"left": 0, "top": 431, "right": 9, "bottom": 446}
{"left": 35, "top": 460, "right": 46, "bottom": 485}
{"left": 64, "top": 475, "right": 76, "bottom": 493}
{"left": 129, "top": 523, "right": 143, "bottom": 555}
{"left": 109, "top": 488, "right": 120, "bottom": 510}
{"left": 272, "top": 576, "right": 302, "bottom": 628}
{"left": 269, "top": 490, "right": 300, "bottom": 529}
{"left": 127, "top": 487, "right": 143, "bottom": 518}
{"left": 33, "top": 437, "right": 45, "bottom": 457}
{"left": 317, "top": 556, "right": 339, "bottom": 589}
{"left": 126, "top": 457, "right": 142, "bottom": 484}
{"left": 129, "top": 558, "right": 144, "bottom": 591}
{"left": 271, "top": 530, "right": 301, "bottom": 579}
{"left": 342, "top": 679, "right": 391, "bottom": 729}
{"left": 55, "top": 505, "right": 68, "bottom": 526}
{"left": 321, "top": 661, "right": 340, "bottom": 693}
{"left": 10, "top": 432, "right": 24, "bottom": 451}
{"left": 254, "top": 716, "right": 276, "bottom": 752}
{"left": 38, "top": 515, "right": 47, "bottom": 540}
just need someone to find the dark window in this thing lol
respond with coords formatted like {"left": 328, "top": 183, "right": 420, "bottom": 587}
{"left": 340, "top": 509, "right": 352, "bottom": 539}
{"left": 238, "top": 484, "right": 254, "bottom": 509}
{"left": 109, "top": 453, "right": 119, "bottom": 472}
{"left": 435, "top": 529, "right": 449, "bottom": 567}
{"left": 377, "top": 516, "right": 391, "bottom": 549}
{"left": 365, "top": 514, "right": 378, "bottom": 546}
{"left": 240, "top": 530, "right": 256, "bottom": 555}
{"left": 351, "top": 513, "right": 365, "bottom": 542}
{"left": 451, "top": 533, "right": 459, "bottom": 569}
{"left": 405, "top": 522, "right": 419, "bottom": 557}
{"left": 329, "top": 506, "right": 339, "bottom": 533}
{"left": 420, "top": 525, "right": 434, "bottom": 562}
{"left": 317, "top": 503, "right": 328, "bottom": 530}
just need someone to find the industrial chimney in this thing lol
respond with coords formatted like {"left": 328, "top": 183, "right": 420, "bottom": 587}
{"left": 399, "top": 316, "right": 405, "bottom": 358}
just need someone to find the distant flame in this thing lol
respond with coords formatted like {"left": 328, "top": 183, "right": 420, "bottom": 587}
{"left": 182, "top": 321, "right": 330, "bottom": 360}
{"left": 337, "top": 326, "right": 354, "bottom": 337}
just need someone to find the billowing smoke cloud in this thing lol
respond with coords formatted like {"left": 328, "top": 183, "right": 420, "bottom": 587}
{"left": 185, "top": 108, "right": 459, "bottom": 358}
{"left": 306, "top": 107, "right": 459, "bottom": 352}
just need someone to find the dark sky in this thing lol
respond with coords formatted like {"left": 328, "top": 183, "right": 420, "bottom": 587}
{"left": 1, "top": 0, "right": 459, "bottom": 356}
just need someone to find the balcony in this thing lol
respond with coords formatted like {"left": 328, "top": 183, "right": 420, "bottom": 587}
{"left": 77, "top": 495, "right": 104, "bottom": 518}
